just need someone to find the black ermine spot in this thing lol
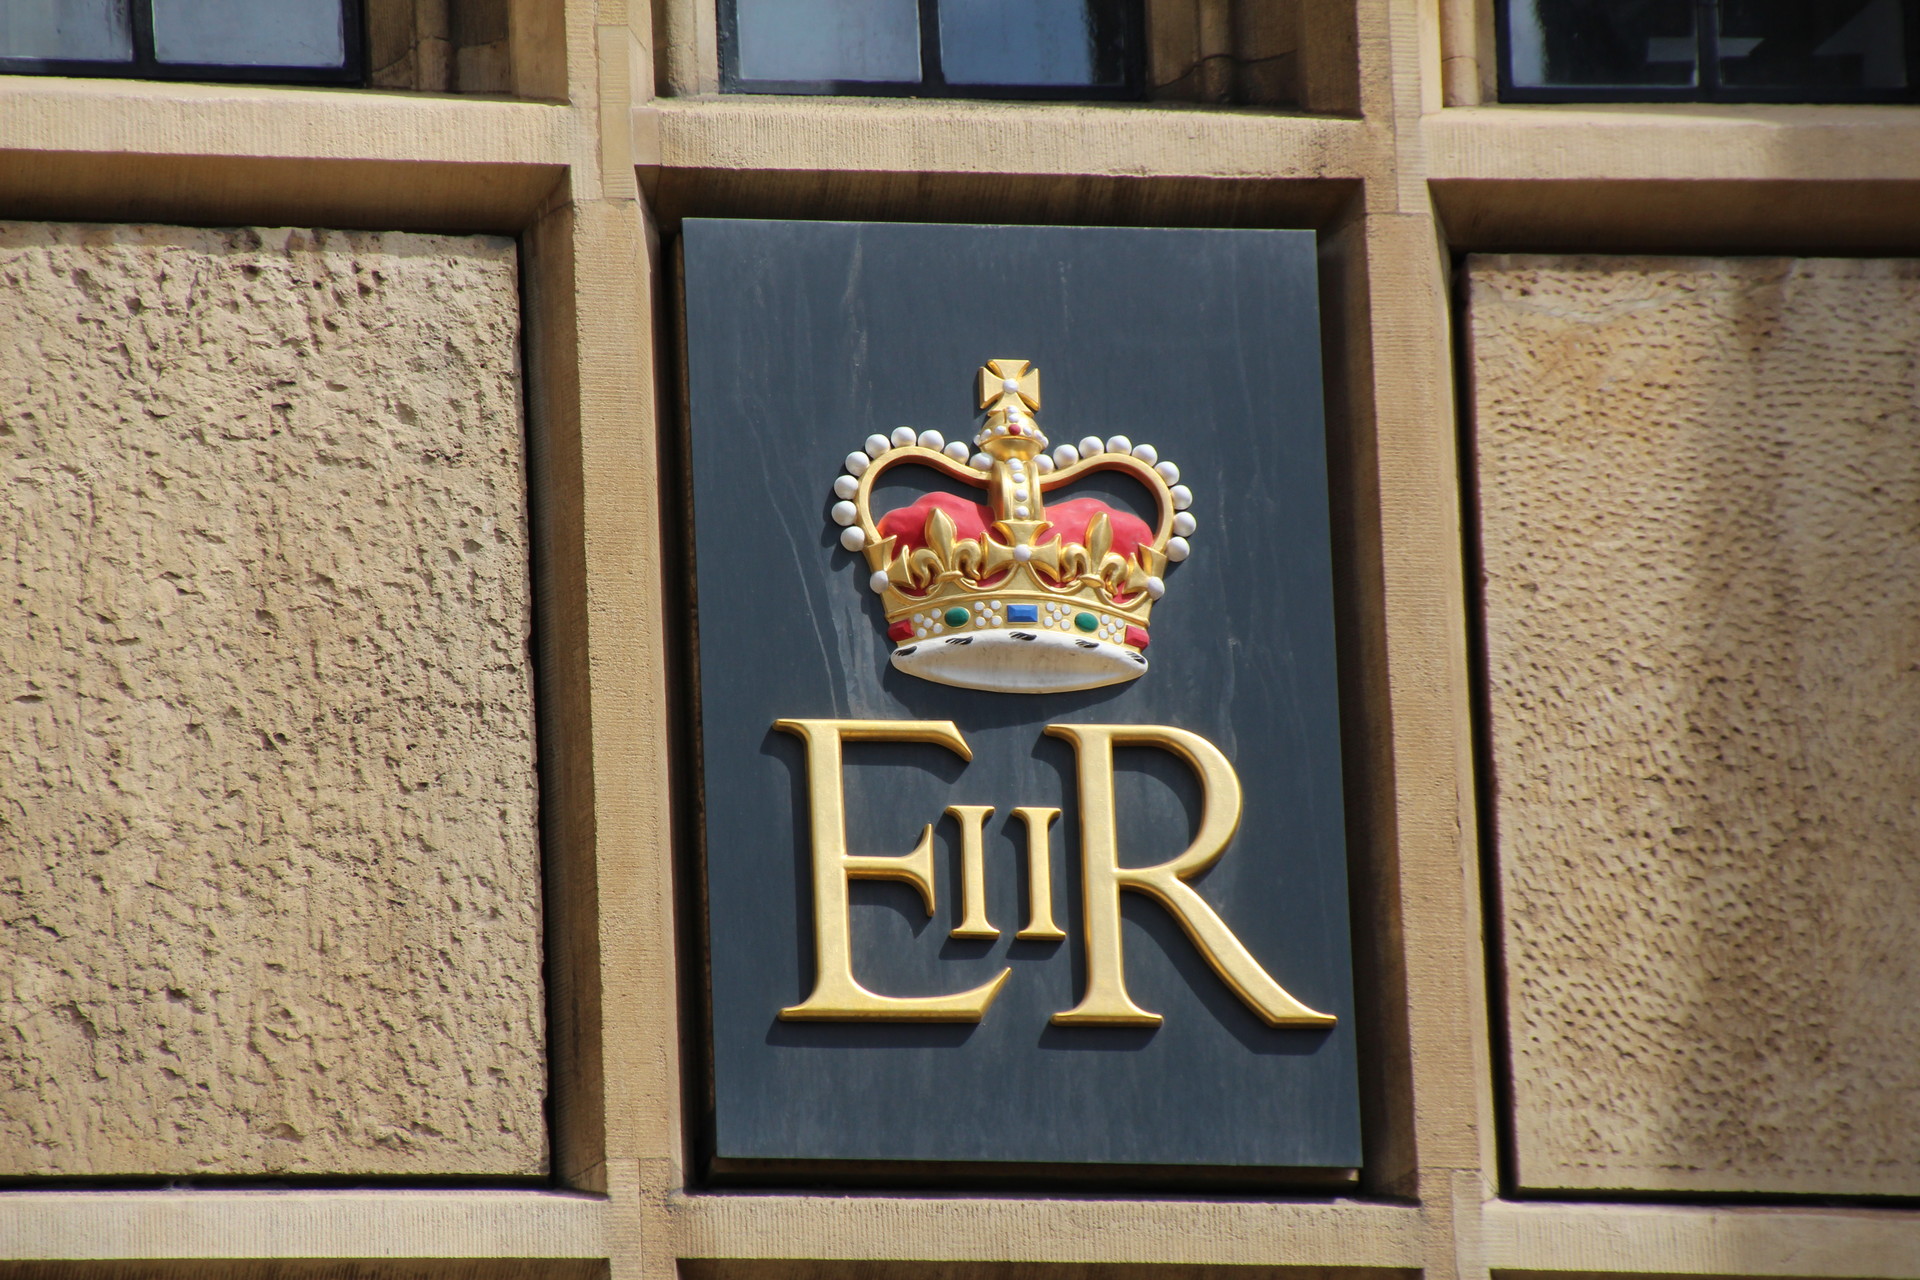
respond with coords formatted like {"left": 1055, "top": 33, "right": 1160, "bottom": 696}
{"left": 895, "top": 646, "right": 916, "bottom": 657}
{"left": 945, "top": 636, "right": 973, "bottom": 646}
{"left": 1075, "top": 640, "right": 1098, "bottom": 649}
{"left": 1010, "top": 632, "right": 1037, "bottom": 641}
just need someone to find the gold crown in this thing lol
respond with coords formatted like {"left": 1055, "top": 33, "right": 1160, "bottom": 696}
{"left": 828, "top": 360, "right": 1198, "bottom": 694}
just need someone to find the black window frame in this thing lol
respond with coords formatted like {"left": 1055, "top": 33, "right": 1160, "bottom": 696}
{"left": 0, "top": 0, "right": 365, "bottom": 87}
{"left": 718, "top": 0, "right": 1145, "bottom": 101}
{"left": 1498, "top": 0, "right": 1920, "bottom": 104}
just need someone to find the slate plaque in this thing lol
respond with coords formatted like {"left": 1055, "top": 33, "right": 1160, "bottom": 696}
{"left": 681, "top": 218, "right": 1360, "bottom": 1174}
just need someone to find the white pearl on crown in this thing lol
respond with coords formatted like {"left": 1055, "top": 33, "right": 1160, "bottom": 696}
{"left": 1078, "top": 436, "right": 1103, "bottom": 457}
{"left": 891, "top": 425, "right": 918, "bottom": 448}
{"left": 840, "top": 526, "right": 866, "bottom": 551}
{"left": 1131, "top": 443, "right": 1158, "bottom": 465}
{"left": 918, "top": 430, "right": 945, "bottom": 450}
{"left": 1170, "top": 484, "right": 1193, "bottom": 510}
{"left": 865, "top": 434, "right": 890, "bottom": 458}
{"left": 1105, "top": 435, "right": 1132, "bottom": 455}
{"left": 1002, "top": 378, "right": 1020, "bottom": 393}
{"left": 1036, "top": 454, "right": 1054, "bottom": 474}
{"left": 833, "top": 474, "right": 858, "bottom": 500}
{"left": 845, "top": 451, "right": 871, "bottom": 476}
{"left": 943, "top": 440, "right": 971, "bottom": 462}
{"left": 869, "top": 570, "right": 891, "bottom": 593}
{"left": 970, "top": 453, "right": 991, "bottom": 470}
{"left": 1146, "top": 575, "right": 1165, "bottom": 599}
{"left": 1054, "top": 444, "right": 1079, "bottom": 468}
{"left": 1156, "top": 460, "right": 1179, "bottom": 484}
{"left": 1172, "top": 511, "right": 1196, "bottom": 537}
{"left": 1165, "top": 536, "right": 1190, "bottom": 562}
{"left": 831, "top": 500, "right": 858, "bottom": 526}
{"left": 1014, "top": 545, "right": 1033, "bottom": 562}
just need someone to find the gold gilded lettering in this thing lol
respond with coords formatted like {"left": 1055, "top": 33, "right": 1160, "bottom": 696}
{"left": 945, "top": 805, "right": 1000, "bottom": 939}
{"left": 1011, "top": 806, "right": 1067, "bottom": 941}
{"left": 773, "top": 718, "right": 1011, "bottom": 1021}
{"left": 1044, "top": 723, "right": 1336, "bottom": 1028}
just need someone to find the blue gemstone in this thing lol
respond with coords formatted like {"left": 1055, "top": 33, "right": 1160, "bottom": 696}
{"left": 1006, "top": 603, "right": 1038, "bottom": 623}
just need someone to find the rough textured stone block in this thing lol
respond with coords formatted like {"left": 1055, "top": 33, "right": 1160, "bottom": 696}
{"left": 1470, "top": 254, "right": 1920, "bottom": 1196}
{"left": 0, "top": 223, "right": 544, "bottom": 1176}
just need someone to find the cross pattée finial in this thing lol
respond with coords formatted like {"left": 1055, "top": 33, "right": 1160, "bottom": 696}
{"left": 978, "top": 359, "right": 1040, "bottom": 417}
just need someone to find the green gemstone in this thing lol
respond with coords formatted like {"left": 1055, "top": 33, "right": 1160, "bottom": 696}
{"left": 1074, "top": 611, "right": 1099, "bottom": 632}
{"left": 944, "top": 606, "right": 972, "bottom": 627}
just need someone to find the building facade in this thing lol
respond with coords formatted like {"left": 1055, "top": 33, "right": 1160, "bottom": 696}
{"left": 5, "top": 0, "right": 1920, "bottom": 1276}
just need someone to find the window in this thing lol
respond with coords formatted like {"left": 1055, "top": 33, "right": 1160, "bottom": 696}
{"left": 1500, "top": 0, "right": 1919, "bottom": 102}
{"left": 0, "top": 0, "right": 363, "bottom": 85}
{"left": 720, "top": 0, "right": 1143, "bottom": 99}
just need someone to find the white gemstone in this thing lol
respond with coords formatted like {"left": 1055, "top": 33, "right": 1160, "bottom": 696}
{"left": 1014, "top": 545, "right": 1033, "bottom": 562}
{"left": 1101, "top": 614, "right": 1111, "bottom": 624}
{"left": 1131, "top": 442, "right": 1158, "bottom": 465}
{"left": 1013, "top": 505, "right": 1029, "bottom": 518}
{"left": 932, "top": 623, "right": 943, "bottom": 634}
{"left": 1156, "top": 460, "right": 1180, "bottom": 484}
{"left": 916, "top": 627, "right": 927, "bottom": 638}
{"left": 1105, "top": 435, "right": 1132, "bottom": 456}
{"left": 918, "top": 429, "right": 945, "bottom": 451}
{"left": 914, "top": 613, "right": 926, "bottom": 624}
{"left": 970, "top": 454, "right": 992, "bottom": 470}
{"left": 839, "top": 525, "right": 866, "bottom": 551}
{"left": 1008, "top": 409, "right": 1023, "bottom": 423}
{"left": 1002, "top": 377, "right": 1020, "bottom": 393}
{"left": 1009, "top": 458, "right": 1024, "bottom": 473}
{"left": 1014, "top": 488, "right": 1028, "bottom": 502}
{"left": 990, "top": 615, "right": 1002, "bottom": 626}
{"left": 1078, "top": 436, "right": 1104, "bottom": 457}
{"left": 1146, "top": 575, "right": 1166, "bottom": 599}
{"left": 1173, "top": 511, "right": 1197, "bottom": 537}
{"left": 1036, "top": 455, "right": 1054, "bottom": 474}
{"left": 1053, "top": 444, "right": 1080, "bottom": 468}
{"left": 1171, "top": 484, "right": 1193, "bottom": 510}
{"left": 833, "top": 474, "right": 859, "bottom": 499}
{"left": 991, "top": 600, "right": 1002, "bottom": 610}
{"left": 944, "top": 440, "right": 971, "bottom": 462}
{"left": 1166, "top": 536, "right": 1190, "bottom": 562}
{"left": 865, "top": 433, "right": 891, "bottom": 458}
{"left": 831, "top": 500, "right": 858, "bottom": 527}
{"left": 870, "top": 570, "right": 892, "bottom": 592}
{"left": 846, "top": 451, "right": 871, "bottom": 476}
{"left": 891, "top": 425, "right": 918, "bottom": 448}
{"left": 975, "top": 601, "right": 988, "bottom": 612}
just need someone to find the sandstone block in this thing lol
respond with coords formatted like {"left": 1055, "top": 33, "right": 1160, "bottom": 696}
{"left": 1471, "top": 254, "right": 1920, "bottom": 1196}
{"left": 0, "top": 222, "right": 544, "bottom": 1176}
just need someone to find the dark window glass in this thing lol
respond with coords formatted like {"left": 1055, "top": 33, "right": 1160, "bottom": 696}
{"left": 0, "top": 0, "right": 361, "bottom": 83}
{"left": 1505, "top": 0, "right": 1696, "bottom": 89}
{"left": 152, "top": 0, "right": 346, "bottom": 68}
{"left": 721, "top": 0, "right": 1142, "bottom": 98}
{"left": 733, "top": 0, "right": 919, "bottom": 83}
{"left": 0, "top": 0, "right": 133, "bottom": 61}
{"left": 1502, "top": 0, "right": 1920, "bottom": 100}
{"left": 1718, "top": 0, "right": 1907, "bottom": 91}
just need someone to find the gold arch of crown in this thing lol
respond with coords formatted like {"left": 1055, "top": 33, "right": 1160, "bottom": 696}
{"left": 853, "top": 360, "right": 1176, "bottom": 637}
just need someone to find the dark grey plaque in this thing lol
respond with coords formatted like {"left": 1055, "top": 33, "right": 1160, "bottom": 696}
{"left": 681, "top": 218, "right": 1360, "bottom": 1173}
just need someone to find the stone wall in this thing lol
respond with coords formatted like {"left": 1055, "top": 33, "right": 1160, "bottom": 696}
{"left": 0, "top": 223, "right": 544, "bottom": 1176}
{"left": 1469, "top": 254, "right": 1920, "bottom": 1195}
